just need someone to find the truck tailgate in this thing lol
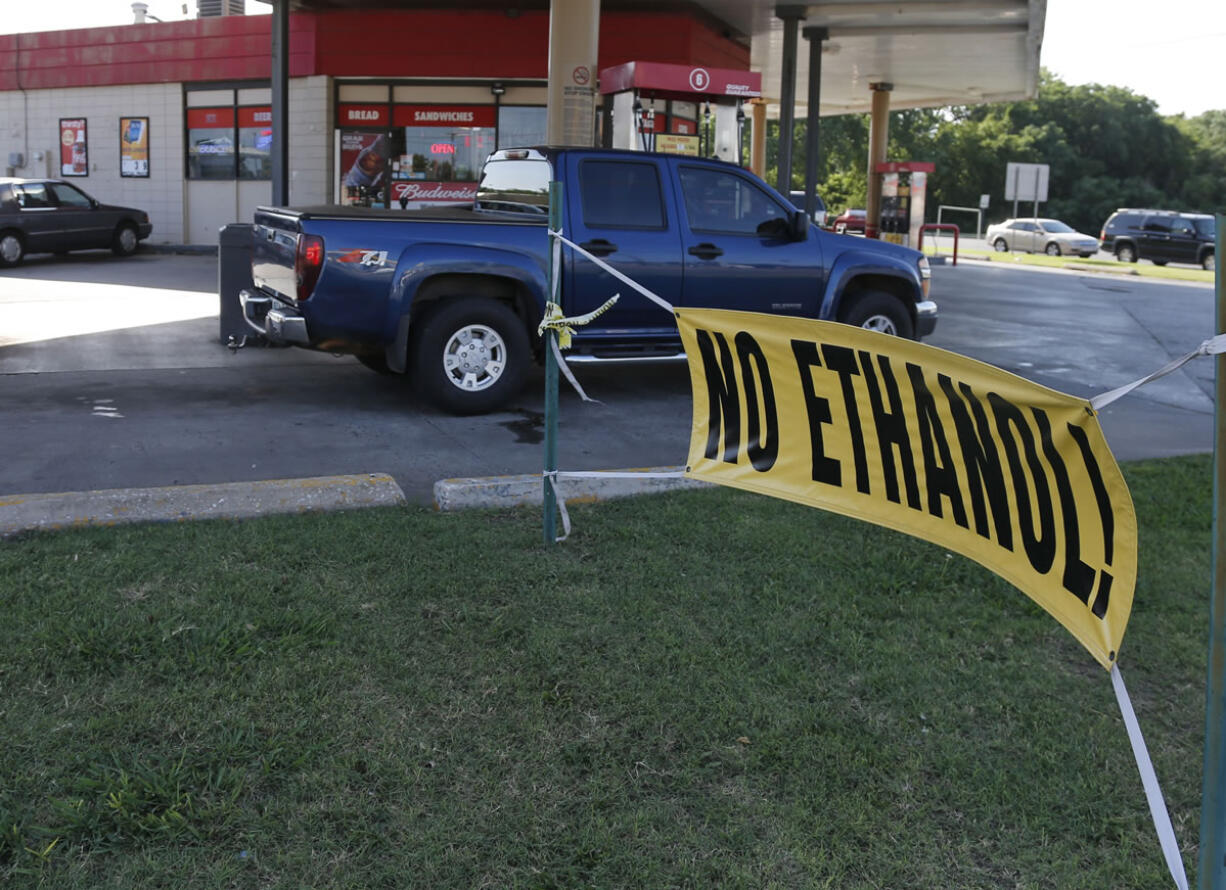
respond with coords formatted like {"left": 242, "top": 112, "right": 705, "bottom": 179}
{"left": 251, "top": 208, "right": 303, "bottom": 302}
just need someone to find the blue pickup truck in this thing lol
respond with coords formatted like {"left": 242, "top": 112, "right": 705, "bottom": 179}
{"left": 241, "top": 147, "right": 937, "bottom": 414}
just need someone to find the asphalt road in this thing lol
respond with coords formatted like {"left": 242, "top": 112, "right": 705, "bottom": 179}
{"left": 0, "top": 249, "right": 1217, "bottom": 505}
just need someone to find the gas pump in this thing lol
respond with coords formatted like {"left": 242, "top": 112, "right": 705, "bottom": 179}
{"left": 872, "top": 161, "right": 934, "bottom": 246}
{"left": 600, "top": 61, "right": 761, "bottom": 161}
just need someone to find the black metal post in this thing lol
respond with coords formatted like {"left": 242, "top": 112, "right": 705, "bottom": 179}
{"left": 270, "top": 0, "right": 290, "bottom": 206}
{"left": 802, "top": 26, "right": 828, "bottom": 220}
{"left": 775, "top": 6, "right": 803, "bottom": 195}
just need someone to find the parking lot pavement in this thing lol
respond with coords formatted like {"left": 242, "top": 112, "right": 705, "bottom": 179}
{"left": 0, "top": 250, "right": 1218, "bottom": 534}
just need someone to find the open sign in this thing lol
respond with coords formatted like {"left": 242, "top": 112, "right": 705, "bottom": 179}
{"left": 431, "top": 143, "right": 456, "bottom": 154}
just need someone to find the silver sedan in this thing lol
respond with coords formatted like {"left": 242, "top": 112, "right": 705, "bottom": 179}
{"left": 985, "top": 218, "right": 1100, "bottom": 258}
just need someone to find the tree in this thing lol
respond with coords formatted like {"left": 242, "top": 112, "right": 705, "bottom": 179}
{"left": 750, "top": 70, "right": 1225, "bottom": 234}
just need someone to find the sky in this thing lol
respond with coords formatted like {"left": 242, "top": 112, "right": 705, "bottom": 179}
{"left": 1, "top": 1, "right": 1222, "bottom": 118}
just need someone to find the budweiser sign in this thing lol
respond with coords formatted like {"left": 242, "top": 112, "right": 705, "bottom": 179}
{"left": 391, "top": 181, "right": 479, "bottom": 204}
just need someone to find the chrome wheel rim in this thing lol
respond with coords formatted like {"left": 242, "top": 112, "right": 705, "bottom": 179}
{"left": 1206, "top": 255, "right": 1216, "bottom": 271}
{"left": 0, "top": 235, "right": 20, "bottom": 263}
{"left": 993, "top": 239, "right": 1007, "bottom": 252}
{"left": 118, "top": 227, "right": 137, "bottom": 253}
{"left": 860, "top": 314, "right": 898, "bottom": 335}
{"left": 442, "top": 323, "right": 506, "bottom": 392}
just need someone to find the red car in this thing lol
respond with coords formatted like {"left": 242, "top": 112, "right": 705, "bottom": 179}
{"left": 832, "top": 208, "right": 867, "bottom": 234}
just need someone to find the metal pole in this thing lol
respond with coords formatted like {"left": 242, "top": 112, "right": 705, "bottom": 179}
{"left": 801, "top": 26, "right": 828, "bottom": 220}
{"left": 542, "top": 181, "right": 563, "bottom": 545}
{"left": 1012, "top": 166, "right": 1019, "bottom": 221}
{"left": 775, "top": 7, "right": 803, "bottom": 195}
{"left": 1033, "top": 168, "right": 1040, "bottom": 223}
{"left": 1200, "top": 213, "right": 1226, "bottom": 890}
{"left": 270, "top": 0, "right": 289, "bottom": 206}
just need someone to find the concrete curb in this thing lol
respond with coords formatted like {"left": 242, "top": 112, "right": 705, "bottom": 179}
{"left": 434, "top": 466, "right": 710, "bottom": 511}
{"left": 0, "top": 473, "right": 406, "bottom": 537}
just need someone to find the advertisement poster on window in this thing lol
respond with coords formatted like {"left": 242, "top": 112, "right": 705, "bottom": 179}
{"left": 339, "top": 132, "right": 389, "bottom": 206}
{"left": 120, "top": 116, "right": 149, "bottom": 177}
{"left": 59, "top": 118, "right": 88, "bottom": 176}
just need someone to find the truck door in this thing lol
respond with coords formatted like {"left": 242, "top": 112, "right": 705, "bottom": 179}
{"left": 564, "top": 155, "right": 684, "bottom": 342}
{"left": 672, "top": 160, "right": 824, "bottom": 317}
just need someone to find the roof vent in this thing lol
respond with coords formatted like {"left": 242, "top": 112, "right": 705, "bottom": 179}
{"left": 197, "top": 0, "right": 245, "bottom": 17}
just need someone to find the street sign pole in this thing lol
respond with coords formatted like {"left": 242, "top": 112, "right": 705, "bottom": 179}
{"left": 1032, "top": 167, "right": 1040, "bottom": 221}
{"left": 1202, "top": 213, "right": 1226, "bottom": 890}
{"left": 542, "top": 182, "right": 563, "bottom": 546}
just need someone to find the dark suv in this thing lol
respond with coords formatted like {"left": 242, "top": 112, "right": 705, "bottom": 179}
{"left": 1099, "top": 209, "right": 1215, "bottom": 271}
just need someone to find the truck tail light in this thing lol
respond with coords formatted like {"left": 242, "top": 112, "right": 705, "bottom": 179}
{"left": 296, "top": 233, "right": 324, "bottom": 301}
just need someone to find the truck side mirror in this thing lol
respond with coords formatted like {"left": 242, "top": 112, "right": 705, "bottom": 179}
{"left": 791, "top": 209, "right": 809, "bottom": 241}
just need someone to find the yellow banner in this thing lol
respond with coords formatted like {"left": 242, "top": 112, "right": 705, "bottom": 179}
{"left": 677, "top": 308, "right": 1136, "bottom": 670}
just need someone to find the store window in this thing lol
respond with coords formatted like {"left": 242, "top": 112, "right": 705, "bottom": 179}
{"left": 497, "top": 106, "right": 547, "bottom": 149}
{"left": 238, "top": 107, "right": 273, "bottom": 180}
{"left": 387, "top": 105, "right": 496, "bottom": 209}
{"left": 187, "top": 108, "right": 235, "bottom": 179}
{"left": 186, "top": 105, "right": 271, "bottom": 180}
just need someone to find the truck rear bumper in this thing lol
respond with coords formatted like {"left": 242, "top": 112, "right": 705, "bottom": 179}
{"left": 915, "top": 300, "right": 938, "bottom": 338}
{"left": 239, "top": 289, "right": 311, "bottom": 346}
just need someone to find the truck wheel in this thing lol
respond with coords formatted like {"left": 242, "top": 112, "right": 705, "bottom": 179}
{"left": 839, "top": 291, "right": 914, "bottom": 339}
{"left": 1205, "top": 252, "right": 1215, "bottom": 272}
{"left": 1115, "top": 243, "right": 1137, "bottom": 263}
{"left": 412, "top": 297, "right": 530, "bottom": 415}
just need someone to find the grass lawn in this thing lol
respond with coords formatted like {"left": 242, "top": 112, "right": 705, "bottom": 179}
{"left": 941, "top": 247, "right": 1214, "bottom": 284}
{"left": 0, "top": 454, "right": 1213, "bottom": 889}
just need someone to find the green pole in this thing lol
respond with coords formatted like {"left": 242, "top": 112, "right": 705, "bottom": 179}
{"left": 1202, "top": 214, "right": 1226, "bottom": 890}
{"left": 542, "top": 181, "right": 563, "bottom": 546}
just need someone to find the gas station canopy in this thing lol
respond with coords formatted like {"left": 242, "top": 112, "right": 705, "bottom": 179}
{"left": 287, "top": 0, "right": 1046, "bottom": 116}
{"left": 694, "top": 0, "right": 1045, "bottom": 115}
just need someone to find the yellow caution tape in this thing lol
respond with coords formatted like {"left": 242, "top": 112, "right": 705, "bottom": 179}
{"left": 537, "top": 295, "right": 620, "bottom": 349}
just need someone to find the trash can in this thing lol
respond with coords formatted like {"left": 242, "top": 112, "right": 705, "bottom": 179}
{"left": 218, "top": 223, "right": 255, "bottom": 345}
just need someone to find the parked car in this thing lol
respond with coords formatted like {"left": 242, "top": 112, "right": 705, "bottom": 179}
{"left": 985, "top": 217, "right": 1099, "bottom": 257}
{"left": 788, "top": 190, "right": 827, "bottom": 227}
{"left": 0, "top": 178, "right": 152, "bottom": 267}
{"left": 1099, "top": 208, "right": 1215, "bottom": 270}
{"left": 831, "top": 207, "right": 866, "bottom": 234}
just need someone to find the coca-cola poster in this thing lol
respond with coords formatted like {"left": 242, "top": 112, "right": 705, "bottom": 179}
{"left": 391, "top": 181, "right": 478, "bottom": 209}
{"left": 59, "top": 118, "right": 88, "bottom": 177}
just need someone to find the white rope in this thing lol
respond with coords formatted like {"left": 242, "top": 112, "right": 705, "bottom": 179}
{"left": 550, "top": 230, "right": 675, "bottom": 314}
{"left": 543, "top": 469, "right": 688, "bottom": 543}
{"left": 1111, "top": 664, "right": 1189, "bottom": 890}
{"left": 550, "top": 335, "right": 599, "bottom": 403}
{"left": 555, "top": 470, "right": 686, "bottom": 480}
{"left": 550, "top": 226, "right": 562, "bottom": 304}
{"left": 1091, "top": 334, "right": 1226, "bottom": 410}
{"left": 544, "top": 473, "right": 571, "bottom": 543}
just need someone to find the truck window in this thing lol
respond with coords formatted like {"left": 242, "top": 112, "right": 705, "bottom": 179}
{"left": 475, "top": 158, "right": 551, "bottom": 214}
{"left": 578, "top": 160, "right": 666, "bottom": 230}
{"left": 678, "top": 166, "right": 788, "bottom": 235}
